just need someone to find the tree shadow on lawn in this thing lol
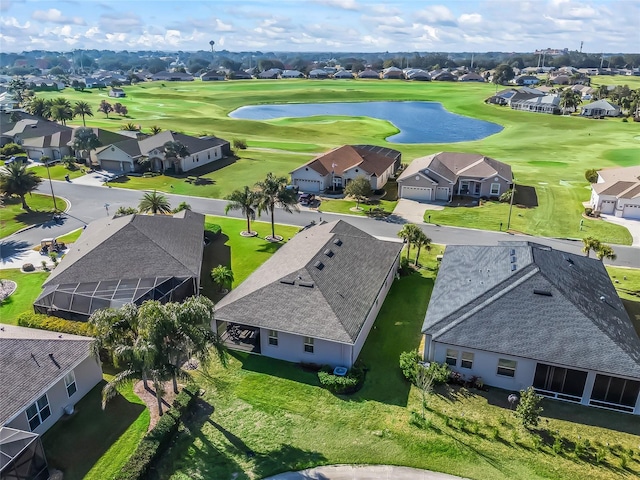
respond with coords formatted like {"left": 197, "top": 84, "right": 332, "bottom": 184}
{"left": 42, "top": 380, "right": 146, "bottom": 480}
{"left": 201, "top": 232, "right": 230, "bottom": 302}
{"left": 231, "top": 351, "right": 320, "bottom": 388}
{"left": 485, "top": 386, "right": 640, "bottom": 436}
{"left": 0, "top": 238, "right": 32, "bottom": 261}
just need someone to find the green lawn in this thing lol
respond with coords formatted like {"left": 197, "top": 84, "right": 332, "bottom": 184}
{"left": 36, "top": 80, "right": 638, "bottom": 243}
{"left": 0, "top": 194, "right": 58, "bottom": 238}
{"left": 319, "top": 198, "right": 398, "bottom": 216}
{"left": 155, "top": 243, "right": 640, "bottom": 480}
{"left": 30, "top": 163, "right": 86, "bottom": 181}
{"left": 0, "top": 268, "right": 49, "bottom": 324}
{"left": 42, "top": 372, "right": 149, "bottom": 480}
{"left": 425, "top": 197, "right": 632, "bottom": 245}
{"left": 202, "top": 215, "right": 301, "bottom": 293}
{"left": 55, "top": 228, "right": 84, "bottom": 245}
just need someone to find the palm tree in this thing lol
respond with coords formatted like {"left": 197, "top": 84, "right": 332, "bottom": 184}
{"left": 73, "top": 101, "right": 93, "bottom": 127}
{"left": 138, "top": 190, "right": 172, "bottom": 214}
{"left": 121, "top": 122, "right": 138, "bottom": 131}
{"left": 559, "top": 90, "right": 582, "bottom": 115}
{"left": 150, "top": 125, "right": 162, "bottom": 135}
{"left": 414, "top": 231, "right": 432, "bottom": 266}
{"left": 26, "top": 97, "right": 51, "bottom": 118}
{"left": 0, "top": 162, "right": 43, "bottom": 211}
{"left": 596, "top": 244, "right": 617, "bottom": 262}
{"left": 211, "top": 265, "right": 234, "bottom": 292}
{"left": 49, "top": 98, "right": 73, "bottom": 125}
{"left": 582, "top": 236, "right": 601, "bottom": 258}
{"left": 255, "top": 173, "right": 299, "bottom": 240}
{"left": 225, "top": 186, "right": 258, "bottom": 235}
{"left": 162, "top": 141, "right": 189, "bottom": 173}
{"left": 71, "top": 127, "right": 102, "bottom": 160}
{"left": 397, "top": 223, "right": 421, "bottom": 261}
{"left": 596, "top": 84, "right": 609, "bottom": 100}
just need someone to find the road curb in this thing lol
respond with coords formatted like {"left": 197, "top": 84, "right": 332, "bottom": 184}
{"left": 2, "top": 195, "right": 72, "bottom": 241}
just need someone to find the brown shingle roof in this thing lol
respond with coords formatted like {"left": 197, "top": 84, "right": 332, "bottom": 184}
{"left": 295, "top": 145, "right": 398, "bottom": 177}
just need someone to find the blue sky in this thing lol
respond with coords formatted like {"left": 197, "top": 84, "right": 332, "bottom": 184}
{"left": 1, "top": 0, "right": 638, "bottom": 53}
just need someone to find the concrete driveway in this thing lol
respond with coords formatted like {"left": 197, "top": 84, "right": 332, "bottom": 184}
{"left": 600, "top": 214, "right": 640, "bottom": 247}
{"left": 71, "top": 170, "right": 119, "bottom": 187}
{"left": 393, "top": 199, "right": 444, "bottom": 224}
{"left": 264, "top": 465, "right": 469, "bottom": 480}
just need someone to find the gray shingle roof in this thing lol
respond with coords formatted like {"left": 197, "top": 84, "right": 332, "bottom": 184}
{"left": 423, "top": 242, "right": 640, "bottom": 379}
{"left": 43, "top": 210, "right": 204, "bottom": 286}
{"left": 138, "top": 130, "right": 228, "bottom": 156}
{"left": 215, "top": 220, "right": 402, "bottom": 344}
{"left": 398, "top": 152, "right": 512, "bottom": 185}
{"left": 0, "top": 325, "right": 95, "bottom": 426}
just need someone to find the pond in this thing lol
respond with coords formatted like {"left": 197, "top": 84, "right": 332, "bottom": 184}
{"left": 228, "top": 101, "right": 503, "bottom": 144}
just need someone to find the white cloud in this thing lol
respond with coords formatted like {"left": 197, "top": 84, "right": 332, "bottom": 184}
{"left": 99, "top": 13, "right": 142, "bottom": 33}
{"left": 1, "top": 16, "right": 30, "bottom": 29}
{"left": 415, "top": 5, "right": 456, "bottom": 26}
{"left": 31, "top": 9, "right": 84, "bottom": 25}
{"left": 314, "top": 0, "right": 360, "bottom": 11}
{"left": 214, "top": 18, "right": 234, "bottom": 32}
{"left": 459, "top": 13, "right": 482, "bottom": 25}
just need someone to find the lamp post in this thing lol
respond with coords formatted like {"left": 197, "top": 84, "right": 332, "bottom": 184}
{"left": 506, "top": 179, "right": 516, "bottom": 232}
{"left": 40, "top": 153, "right": 58, "bottom": 213}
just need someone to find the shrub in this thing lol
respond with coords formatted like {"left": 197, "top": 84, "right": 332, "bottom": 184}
{"left": 399, "top": 349, "right": 420, "bottom": 384}
{"left": 205, "top": 223, "right": 222, "bottom": 239}
{"left": 116, "top": 383, "right": 199, "bottom": 480}
{"left": 426, "top": 362, "right": 450, "bottom": 385}
{"left": 585, "top": 168, "right": 599, "bottom": 184}
{"left": 399, "top": 256, "right": 412, "bottom": 276}
{"left": 515, "top": 386, "right": 543, "bottom": 430}
{"left": 584, "top": 207, "right": 593, "bottom": 216}
{"left": 22, "top": 263, "right": 35, "bottom": 272}
{"left": 317, "top": 363, "right": 365, "bottom": 394}
{"left": 1, "top": 143, "right": 26, "bottom": 156}
{"left": 41, "top": 260, "right": 48, "bottom": 271}
{"left": 233, "top": 138, "right": 247, "bottom": 149}
{"left": 594, "top": 448, "right": 607, "bottom": 464}
{"left": 552, "top": 435, "right": 563, "bottom": 454}
{"left": 409, "top": 411, "right": 428, "bottom": 429}
{"left": 18, "top": 312, "right": 94, "bottom": 336}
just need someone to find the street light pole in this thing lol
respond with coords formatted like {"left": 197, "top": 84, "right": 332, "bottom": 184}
{"left": 506, "top": 180, "right": 516, "bottom": 232}
{"left": 41, "top": 154, "right": 58, "bottom": 213}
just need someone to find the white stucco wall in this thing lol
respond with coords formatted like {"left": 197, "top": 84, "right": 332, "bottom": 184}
{"left": 431, "top": 343, "right": 536, "bottom": 392}
{"left": 96, "top": 145, "right": 136, "bottom": 172}
{"left": 5, "top": 356, "right": 103, "bottom": 434}
{"left": 181, "top": 146, "right": 222, "bottom": 172}
{"left": 290, "top": 166, "right": 328, "bottom": 192}
{"left": 259, "top": 329, "right": 353, "bottom": 367}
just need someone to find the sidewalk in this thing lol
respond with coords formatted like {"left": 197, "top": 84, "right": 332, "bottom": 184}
{"left": 264, "top": 465, "right": 469, "bottom": 480}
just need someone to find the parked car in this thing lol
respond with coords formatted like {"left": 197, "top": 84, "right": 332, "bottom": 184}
{"left": 5, "top": 156, "right": 27, "bottom": 165}
{"left": 299, "top": 193, "right": 316, "bottom": 206}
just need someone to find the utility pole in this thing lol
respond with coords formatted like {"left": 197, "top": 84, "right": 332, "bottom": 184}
{"left": 506, "top": 180, "right": 516, "bottom": 232}
{"left": 43, "top": 156, "right": 58, "bottom": 213}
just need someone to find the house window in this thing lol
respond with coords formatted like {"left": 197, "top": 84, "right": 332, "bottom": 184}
{"left": 268, "top": 330, "right": 278, "bottom": 346}
{"left": 445, "top": 348, "right": 458, "bottom": 366}
{"left": 304, "top": 337, "right": 314, "bottom": 353}
{"left": 590, "top": 374, "right": 640, "bottom": 411}
{"left": 208, "top": 152, "right": 210, "bottom": 159}
{"left": 65, "top": 371, "right": 77, "bottom": 397}
{"left": 26, "top": 394, "right": 51, "bottom": 431}
{"left": 461, "top": 352, "right": 474, "bottom": 369}
{"left": 490, "top": 183, "right": 501, "bottom": 196}
{"left": 497, "top": 358, "right": 517, "bottom": 377}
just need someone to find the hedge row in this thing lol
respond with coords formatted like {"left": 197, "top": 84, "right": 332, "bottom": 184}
{"left": 17, "top": 312, "right": 94, "bottom": 337}
{"left": 317, "top": 363, "right": 366, "bottom": 395}
{"left": 115, "top": 383, "right": 199, "bottom": 480}
{"left": 205, "top": 223, "right": 222, "bottom": 238}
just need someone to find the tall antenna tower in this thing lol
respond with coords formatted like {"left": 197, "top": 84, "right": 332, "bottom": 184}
{"left": 579, "top": 41, "right": 583, "bottom": 53}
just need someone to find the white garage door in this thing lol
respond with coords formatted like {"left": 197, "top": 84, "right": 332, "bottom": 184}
{"left": 294, "top": 179, "right": 322, "bottom": 193}
{"left": 600, "top": 200, "right": 615, "bottom": 214}
{"left": 623, "top": 204, "right": 640, "bottom": 219}
{"left": 401, "top": 186, "right": 432, "bottom": 201}
{"left": 436, "top": 187, "right": 449, "bottom": 201}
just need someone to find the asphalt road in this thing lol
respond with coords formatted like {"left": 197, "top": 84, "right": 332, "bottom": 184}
{"left": 1, "top": 180, "right": 639, "bottom": 269}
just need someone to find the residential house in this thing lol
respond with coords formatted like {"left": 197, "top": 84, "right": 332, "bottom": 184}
{"left": 403, "top": 69, "right": 431, "bottom": 81}
{"left": 151, "top": 71, "right": 194, "bottom": 82}
{"left": 590, "top": 166, "right": 640, "bottom": 219}
{"left": 84, "top": 77, "right": 106, "bottom": 89}
{"left": 514, "top": 75, "right": 540, "bottom": 86}
{"left": 430, "top": 70, "right": 457, "bottom": 81}
{"left": 581, "top": 99, "right": 621, "bottom": 117}
{"left": 2, "top": 118, "right": 73, "bottom": 160}
{"left": 200, "top": 70, "right": 226, "bottom": 81}
{"left": 458, "top": 72, "right": 485, "bottom": 82}
{"left": 290, "top": 144, "right": 401, "bottom": 193}
{"left": 381, "top": 67, "right": 404, "bottom": 79}
{"left": 358, "top": 69, "right": 379, "bottom": 79}
{"left": 422, "top": 242, "right": 640, "bottom": 415}
{"left": 281, "top": 70, "right": 305, "bottom": 78}
{"left": 397, "top": 152, "right": 512, "bottom": 202}
{"left": 34, "top": 211, "right": 205, "bottom": 321}
{"left": 510, "top": 95, "right": 561, "bottom": 114}
{"left": 258, "top": 69, "right": 281, "bottom": 79}
{"left": 228, "top": 70, "right": 254, "bottom": 80}
{"left": 94, "top": 130, "right": 230, "bottom": 173}
{"left": 0, "top": 92, "right": 19, "bottom": 111}
{"left": 108, "top": 87, "right": 126, "bottom": 98}
{"left": 308, "top": 69, "right": 329, "bottom": 79}
{"left": 0, "top": 427, "right": 50, "bottom": 480}
{"left": 1, "top": 325, "right": 103, "bottom": 434}
{"left": 214, "top": 220, "right": 403, "bottom": 367}
{"left": 333, "top": 70, "right": 355, "bottom": 79}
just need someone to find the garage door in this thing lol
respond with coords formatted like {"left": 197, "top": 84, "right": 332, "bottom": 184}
{"left": 401, "top": 186, "right": 432, "bottom": 201}
{"left": 599, "top": 200, "right": 615, "bottom": 214}
{"left": 436, "top": 187, "right": 449, "bottom": 201}
{"left": 623, "top": 204, "right": 640, "bottom": 219}
{"left": 100, "top": 160, "right": 124, "bottom": 172}
{"left": 294, "top": 179, "right": 322, "bottom": 193}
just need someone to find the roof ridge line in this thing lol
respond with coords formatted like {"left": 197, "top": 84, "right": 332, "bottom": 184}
{"left": 432, "top": 265, "right": 539, "bottom": 339}
{"left": 456, "top": 158, "right": 486, "bottom": 175}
